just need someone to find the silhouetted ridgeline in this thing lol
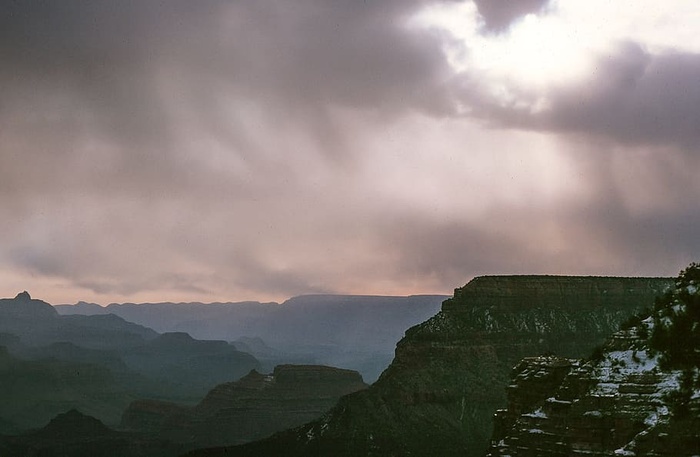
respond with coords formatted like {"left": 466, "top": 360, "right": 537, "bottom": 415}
{"left": 0, "top": 292, "right": 260, "bottom": 430}
{"left": 56, "top": 294, "right": 447, "bottom": 382}
{"left": 184, "top": 276, "right": 672, "bottom": 457}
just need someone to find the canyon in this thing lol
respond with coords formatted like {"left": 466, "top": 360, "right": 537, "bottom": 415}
{"left": 187, "top": 276, "right": 672, "bottom": 457}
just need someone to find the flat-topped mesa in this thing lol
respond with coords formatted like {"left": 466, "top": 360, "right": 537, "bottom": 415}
{"left": 443, "top": 275, "right": 673, "bottom": 314}
{"left": 272, "top": 364, "right": 365, "bottom": 392}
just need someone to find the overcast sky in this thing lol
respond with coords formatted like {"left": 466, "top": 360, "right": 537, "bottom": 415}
{"left": 2, "top": 0, "right": 699, "bottom": 304}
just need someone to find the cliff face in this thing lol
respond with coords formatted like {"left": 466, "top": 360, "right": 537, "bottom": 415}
{"left": 121, "top": 364, "right": 367, "bottom": 448}
{"left": 488, "top": 271, "right": 700, "bottom": 457}
{"left": 488, "top": 333, "right": 700, "bottom": 456}
{"left": 185, "top": 275, "right": 671, "bottom": 457}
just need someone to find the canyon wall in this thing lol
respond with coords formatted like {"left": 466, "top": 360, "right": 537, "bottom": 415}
{"left": 187, "top": 275, "right": 671, "bottom": 457}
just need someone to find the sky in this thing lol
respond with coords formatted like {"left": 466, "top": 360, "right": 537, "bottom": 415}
{"left": 2, "top": 0, "right": 700, "bottom": 305}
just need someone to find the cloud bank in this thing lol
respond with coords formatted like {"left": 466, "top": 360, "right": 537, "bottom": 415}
{"left": 1, "top": 0, "right": 698, "bottom": 303}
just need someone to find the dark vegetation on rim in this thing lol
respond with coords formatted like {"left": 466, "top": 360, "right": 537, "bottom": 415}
{"left": 488, "top": 263, "right": 700, "bottom": 457}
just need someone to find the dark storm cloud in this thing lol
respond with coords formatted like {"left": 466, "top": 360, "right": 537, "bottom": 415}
{"left": 377, "top": 216, "right": 549, "bottom": 288}
{"left": 0, "top": 0, "right": 451, "bottom": 129}
{"left": 2, "top": 0, "right": 699, "bottom": 302}
{"left": 446, "top": 37, "right": 700, "bottom": 277}
{"left": 473, "top": 0, "right": 550, "bottom": 31}
{"left": 482, "top": 43, "right": 700, "bottom": 153}
{"left": 380, "top": 183, "right": 700, "bottom": 290}
{"left": 0, "top": 0, "right": 454, "bottom": 199}
{"left": 547, "top": 148, "right": 700, "bottom": 275}
{"left": 547, "top": 45, "right": 700, "bottom": 151}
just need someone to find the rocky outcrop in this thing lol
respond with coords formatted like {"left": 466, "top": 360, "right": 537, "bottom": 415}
{"left": 187, "top": 275, "right": 671, "bottom": 457}
{"left": 488, "top": 330, "right": 700, "bottom": 456}
{"left": 488, "top": 270, "right": 700, "bottom": 456}
{"left": 0, "top": 291, "right": 58, "bottom": 320}
{"left": 121, "top": 365, "right": 367, "bottom": 448}
{"left": 38, "top": 409, "right": 112, "bottom": 438}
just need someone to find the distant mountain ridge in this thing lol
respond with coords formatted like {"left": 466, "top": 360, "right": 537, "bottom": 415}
{"left": 0, "top": 291, "right": 158, "bottom": 350}
{"left": 0, "top": 292, "right": 260, "bottom": 430}
{"left": 56, "top": 294, "right": 447, "bottom": 382}
{"left": 0, "top": 291, "right": 58, "bottom": 319}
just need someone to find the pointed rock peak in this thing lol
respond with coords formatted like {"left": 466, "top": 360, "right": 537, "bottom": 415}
{"left": 241, "top": 368, "right": 264, "bottom": 380}
{"left": 0, "top": 292, "right": 57, "bottom": 319}
{"left": 15, "top": 291, "right": 31, "bottom": 301}
{"left": 41, "top": 409, "right": 111, "bottom": 437}
{"left": 221, "top": 368, "right": 268, "bottom": 390}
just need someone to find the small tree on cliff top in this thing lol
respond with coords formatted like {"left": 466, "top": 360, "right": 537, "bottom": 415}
{"left": 650, "top": 262, "right": 700, "bottom": 370}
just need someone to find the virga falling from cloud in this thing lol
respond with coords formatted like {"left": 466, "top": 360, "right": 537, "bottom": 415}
{"left": 1, "top": 0, "right": 699, "bottom": 304}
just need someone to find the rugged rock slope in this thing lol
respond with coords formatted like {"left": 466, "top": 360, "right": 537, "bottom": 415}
{"left": 488, "top": 268, "right": 700, "bottom": 456}
{"left": 185, "top": 275, "right": 671, "bottom": 457}
{"left": 121, "top": 365, "right": 367, "bottom": 449}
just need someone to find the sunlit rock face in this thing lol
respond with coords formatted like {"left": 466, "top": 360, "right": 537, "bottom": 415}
{"left": 185, "top": 275, "right": 671, "bottom": 457}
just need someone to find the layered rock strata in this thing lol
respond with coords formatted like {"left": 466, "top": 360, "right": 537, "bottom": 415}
{"left": 185, "top": 275, "right": 671, "bottom": 457}
{"left": 488, "top": 270, "right": 700, "bottom": 456}
{"left": 488, "top": 328, "right": 700, "bottom": 456}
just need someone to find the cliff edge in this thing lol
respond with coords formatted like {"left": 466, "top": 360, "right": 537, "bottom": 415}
{"left": 184, "top": 275, "right": 671, "bottom": 457}
{"left": 488, "top": 267, "right": 700, "bottom": 456}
